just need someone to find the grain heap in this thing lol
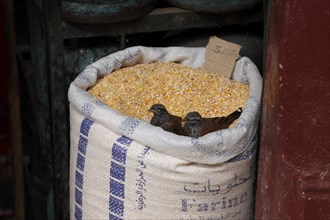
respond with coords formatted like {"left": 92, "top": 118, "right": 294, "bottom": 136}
{"left": 88, "top": 62, "right": 249, "bottom": 121}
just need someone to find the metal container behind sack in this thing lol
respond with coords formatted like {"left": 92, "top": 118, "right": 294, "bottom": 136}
{"left": 62, "top": 0, "right": 156, "bottom": 23}
{"left": 164, "top": 0, "right": 262, "bottom": 14}
{"left": 64, "top": 39, "right": 121, "bottom": 80}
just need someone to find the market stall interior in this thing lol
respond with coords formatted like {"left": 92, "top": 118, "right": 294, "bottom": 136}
{"left": 23, "top": 2, "right": 263, "bottom": 219}
{"left": 3, "top": 0, "right": 265, "bottom": 219}
{"left": 2, "top": 0, "right": 330, "bottom": 219}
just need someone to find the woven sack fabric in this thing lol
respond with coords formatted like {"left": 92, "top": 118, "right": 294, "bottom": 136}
{"left": 68, "top": 46, "right": 262, "bottom": 220}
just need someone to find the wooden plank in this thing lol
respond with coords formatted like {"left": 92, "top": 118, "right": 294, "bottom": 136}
{"left": 62, "top": 6, "right": 263, "bottom": 39}
{"left": 41, "top": 0, "right": 69, "bottom": 219}
{"left": 255, "top": 0, "right": 330, "bottom": 219}
{"left": 2, "top": 0, "right": 25, "bottom": 219}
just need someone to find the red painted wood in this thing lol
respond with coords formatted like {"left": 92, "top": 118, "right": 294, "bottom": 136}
{"left": 256, "top": 0, "right": 330, "bottom": 219}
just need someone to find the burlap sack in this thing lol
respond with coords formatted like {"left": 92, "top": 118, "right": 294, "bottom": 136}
{"left": 68, "top": 46, "right": 262, "bottom": 220}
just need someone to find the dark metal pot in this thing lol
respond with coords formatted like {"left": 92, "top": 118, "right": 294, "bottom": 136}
{"left": 62, "top": 0, "right": 156, "bottom": 23}
{"left": 164, "top": 0, "right": 262, "bottom": 14}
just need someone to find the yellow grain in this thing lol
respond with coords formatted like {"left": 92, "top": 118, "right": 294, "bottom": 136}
{"left": 88, "top": 62, "right": 249, "bottom": 121}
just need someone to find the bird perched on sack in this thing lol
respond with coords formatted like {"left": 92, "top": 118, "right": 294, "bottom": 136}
{"left": 148, "top": 104, "right": 186, "bottom": 135}
{"left": 182, "top": 108, "right": 243, "bottom": 138}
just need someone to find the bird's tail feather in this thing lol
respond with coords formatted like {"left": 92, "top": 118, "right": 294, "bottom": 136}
{"left": 222, "top": 108, "right": 242, "bottom": 128}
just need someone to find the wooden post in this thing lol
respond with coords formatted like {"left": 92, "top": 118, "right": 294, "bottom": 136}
{"left": 2, "top": 0, "right": 25, "bottom": 219}
{"left": 256, "top": 0, "right": 330, "bottom": 219}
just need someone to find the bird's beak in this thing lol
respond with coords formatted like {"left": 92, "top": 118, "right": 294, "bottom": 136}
{"left": 148, "top": 108, "right": 155, "bottom": 113}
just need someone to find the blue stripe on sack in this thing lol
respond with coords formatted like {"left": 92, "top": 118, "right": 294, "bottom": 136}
{"left": 80, "top": 117, "right": 94, "bottom": 136}
{"left": 109, "top": 213, "right": 123, "bottom": 220}
{"left": 76, "top": 153, "right": 85, "bottom": 172}
{"left": 108, "top": 135, "right": 133, "bottom": 219}
{"left": 74, "top": 117, "right": 94, "bottom": 219}
{"left": 110, "top": 179, "right": 124, "bottom": 199}
{"left": 75, "top": 205, "right": 83, "bottom": 220}
{"left": 116, "top": 136, "right": 132, "bottom": 146}
{"left": 109, "top": 196, "right": 124, "bottom": 216}
{"left": 75, "top": 170, "right": 84, "bottom": 189}
{"left": 110, "top": 162, "right": 126, "bottom": 182}
{"left": 78, "top": 135, "right": 88, "bottom": 155}
{"left": 112, "top": 143, "right": 127, "bottom": 165}
{"left": 75, "top": 187, "right": 83, "bottom": 206}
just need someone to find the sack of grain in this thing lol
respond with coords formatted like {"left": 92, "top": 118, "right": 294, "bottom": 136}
{"left": 68, "top": 46, "right": 262, "bottom": 220}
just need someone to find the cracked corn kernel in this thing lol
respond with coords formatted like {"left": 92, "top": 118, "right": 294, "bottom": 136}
{"left": 88, "top": 62, "right": 249, "bottom": 121}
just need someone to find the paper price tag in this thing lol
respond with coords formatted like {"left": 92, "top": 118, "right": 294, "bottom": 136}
{"left": 202, "top": 36, "right": 242, "bottom": 78}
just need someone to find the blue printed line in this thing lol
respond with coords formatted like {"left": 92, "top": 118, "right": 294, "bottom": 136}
{"left": 74, "top": 117, "right": 94, "bottom": 220}
{"left": 228, "top": 143, "right": 257, "bottom": 163}
{"left": 109, "top": 136, "right": 132, "bottom": 220}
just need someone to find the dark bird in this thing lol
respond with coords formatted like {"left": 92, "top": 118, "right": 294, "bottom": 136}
{"left": 148, "top": 104, "right": 186, "bottom": 135}
{"left": 182, "top": 108, "right": 243, "bottom": 138}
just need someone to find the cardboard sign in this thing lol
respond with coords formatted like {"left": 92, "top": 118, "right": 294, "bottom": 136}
{"left": 202, "top": 36, "right": 241, "bottom": 78}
